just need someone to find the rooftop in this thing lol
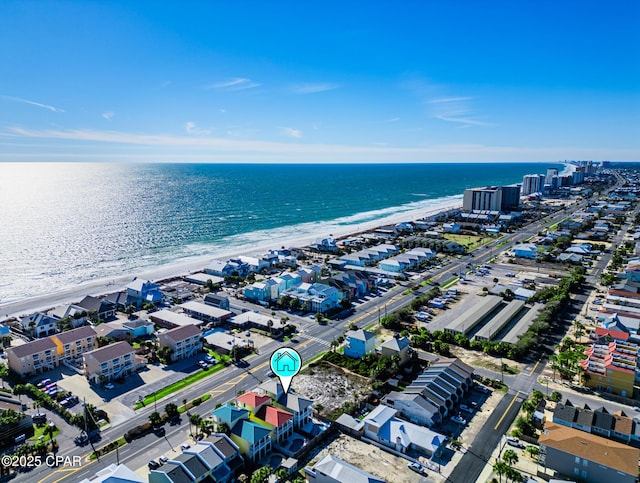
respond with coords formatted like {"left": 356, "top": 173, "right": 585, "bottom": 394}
{"left": 83, "top": 341, "right": 134, "bottom": 363}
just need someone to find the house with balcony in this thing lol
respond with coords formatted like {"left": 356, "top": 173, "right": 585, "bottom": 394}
{"left": 243, "top": 280, "right": 278, "bottom": 302}
{"left": 6, "top": 338, "right": 59, "bottom": 377}
{"left": 125, "top": 279, "right": 163, "bottom": 308}
{"left": 76, "top": 295, "right": 117, "bottom": 321}
{"left": 50, "top": 304, "right": 90, "bottom": 328}
{"left": 344, "top": 329, "right": 376, "bottom": 358}
{"left": 83, "top": 341, "right": 136, "bottom": 383}
{"left": 539, "top": 422, "right": 640, "bottom": 483}
{"left": 382, "top": 391, "right": 442, "bottom": 427}
{"left": 51, "top": 326, "right": 97, "bottom": 361}
{"left": 255, "top": 404, "right": 294, "bottom": 443}
{"left": 380, "top": 336, "right": 411, "bottom": 364}
{"left": 211, "top": 404, "right": 272, "bottom": 461}
{"left": 158, "top": 324, "right": 202, "bottom": 361}
{"left": 581, "top": 339, "right": 637, "bottom": 397}
{"left": 257, "top": 380, "right": 314, "bottom": 430}
{"left": 180, "top": 441, "right": 236, "bottom": 483}
{"left": 20, "top": 312, "right": 59, "bottom": 338}
{"left": 205, "top": 259, "right": 250, "bottom": 278}
{"left": 362, "top": 405, "right": 447, "bottom": 459}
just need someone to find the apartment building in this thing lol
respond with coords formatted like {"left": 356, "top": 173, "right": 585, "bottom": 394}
{"left": 157, "top": 324, "right": 202, "bottom": 361}
{"left": 83, "top": 341, "right": 136, "bottom": 383}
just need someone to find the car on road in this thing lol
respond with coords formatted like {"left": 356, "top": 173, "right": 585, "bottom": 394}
{"left": 148, "top": 460, "right": 160, "bottom": 469}
{"left": 266, "top": 370, "right": 275, "bottom": 378}
{"left": 633, "top": 406, "right": 640, "bottom": 412}
{"left": 506, "top": 436, "right": 526, "bottom": 448}
{"left": 407, "top": 462, "right": 428, "bottom": 476}
{"left": 180, "top": 444, "right": 191, "bottom": 451}
{"left": 104, "top": 383, "right": 114, "bottom": 390}
{"left": 450, "top": 415, "right": 466, "bottom": 425}
{"left": 505, "top": 272, "right": 516, "bottom": 277}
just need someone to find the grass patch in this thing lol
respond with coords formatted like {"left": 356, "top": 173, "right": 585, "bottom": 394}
{"left": 135, "top": 364, "right": 225, "bottom": 409}
{"left": 444, "top": 233, "right": 493, "bottom": 251}
{"left": 178, "top": 393, "right": 212, "bottom": 413}
{"left": 303, "top": 351, "right": 327, "bottom": 368}
{"left": 440, "top": 277, "right": 458, "bottom": 289}
{"left": 402, "top": 288, "right": 414, "bottom": 295}
{"left": 131, "top": 341, "right": 141, "bottom": 349}
{"left": 33, "top": 425, "right": 60, "bottom": 440}
{"left": 90, "top": 437, "right": 126, "bottom": 460}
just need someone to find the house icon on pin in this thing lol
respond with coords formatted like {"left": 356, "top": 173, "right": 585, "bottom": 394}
{"left": 274, "top": 350, "right": 298, "bottom": 373}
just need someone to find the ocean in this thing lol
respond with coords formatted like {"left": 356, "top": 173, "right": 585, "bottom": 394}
{"left": 0, "top": 162, "right": 563, "bottom": 305}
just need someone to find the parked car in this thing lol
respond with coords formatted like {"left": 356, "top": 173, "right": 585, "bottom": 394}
{"left": 407, "top": 462, "right": 428, "bottom": 476}
{"left": 180, "top": 444, "right": 191, "bottom": 451}
{"left": 266, "top": 370, "right": 275, "bottom": 378}
{"left": 159, "top": 456, "right": 169, "bottom": 464}
{"left": 505, "top": 272, "right": 516, "bottom": 277}
{"left": 148, "top": 460, "right": 160, "bottom": 469}
{"left": 451, "top": 415, "right": 466, "bottom": 425}
{"left": 506, "top": 436, "right": 525, "bottom": 448}
{"left": 104, "top": 383, "right": 114, "bottom": 390}
{"left": 204, "top": 354, "right": 217, "bottom": 363}
{"left": 474, "top": 383, "right": 491, "bottom": 394}
{"left": 459, "top": 404, "right": 475, "bottom": 414}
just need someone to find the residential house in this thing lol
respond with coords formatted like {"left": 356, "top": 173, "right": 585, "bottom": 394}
{"left": 237, "top": 256, "right": 270, "bottom": 273}
{"left": 382, "top": 391, "right": 442, "bottom": 427}
{"left": 305, "top": 454, "right": 385, "bottom": 483}
{"left": 513, "top": 243, "right": 537, "bottom": 259}
{"left": 281, "top": 282, "right": 342, "bottom": 313}
{"left": 344, "top": 329, "right": 376, "bottom": 359}
{"left": 211, "top": 404, "right": 272, "bottom": 461}
{"left": 255, "top": 404, "right": 294, "bottom": 443}
{"left": 327, "top": 271, "right": 373, "bottom": 299}
{"left": 94, "top": 319, "right": 154, "bottom": 341}
{"left": 243, "top": 280, "right": 279, "bottom": 302}
{"left": 203, "top": 331, "right": 250, "bottom": 355}
{"left": 362, "top": 405, "right": 447, "bottom": 459}
{"left": 204, "top": 433, "right": 244, "bottom": 475}
{"left": 179, "top": 301, "right": 232, "bottom": 325}
{"left": 51, "top": 326, "right": 97, "bottom": 361}
{"left": 76, "top": 296, "right": 116, "bottom": 321}
{"left": 20, "top": 312, "right": 58, "bottom": 338}
{"left": 125, "top": 279, "right": 163, "bottom": 308}
{"left": 182, "top": 441, "right": 235, "bottom": 483}
{"left": 612, "top": 410, "right": 633, "bottom": 443}
{"left": 205, "top": 259, "right": 249, "bottom": 278}
{"left": 553, "top": 400, "right": 635, "bottom": 444}
{"left": 311, "top": 237, "right": 339, "bottom": 252}
{"left": 442, "top": 222, "right": 461, "bottom": 233}
{"left": 148, "top": 460, "right": 199, "bottom": 483}
{"left": 50, "top": 304, "right": 89, "bottom": 328}
{"left": 158, "top": 324, "right": 202, "bottom": 361}
{"left": 83, "top": 341, "right": 136, "bottom": 383}
{"left": 79, "top": 464, "right": 144, "bottom": 483}
{"left": 277, "top": 392, "right": 314, "bottom": 430}
{"left": 203, "top": 293, "right": 230, "bottom": 310}
{"left": 380, "top": 337, "right": 411, "bottom": 364}
{"left": 228, "top": 312, "right": 283, "bottom": 336}
{"left": 6, "top": 338, "right": 59, "bottom": 377}
{"left": 539, "top": 422, "right": 640, "bottom": 483}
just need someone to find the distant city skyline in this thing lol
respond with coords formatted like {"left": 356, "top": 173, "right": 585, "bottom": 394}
{"left": 0, "top": 1, "right": 638, "bottom": 163}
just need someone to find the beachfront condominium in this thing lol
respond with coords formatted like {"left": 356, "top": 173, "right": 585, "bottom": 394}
{"left": 462, "top": 185, "right": 521, "bottom": 212}
{"left": 83, "top": 341, "right": 136, "bottom": 383}
{"left": 521, "top": 174, "right": 546, "bottom": 195}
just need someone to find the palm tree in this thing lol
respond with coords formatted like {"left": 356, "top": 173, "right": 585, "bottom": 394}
{"left": 267, "top": 319, "right": 274, "bottom": 335}
{"left": 189, "top": 413, "right": 202, "bottom": 439}
{"left": 493, "top": 461, "right": 509, "bottom": 483}
{"left": 502, "top": 448, "right": 518, "bottom": 466}
{"left": 149, "top": 411, "right": 162, "bottom": 427}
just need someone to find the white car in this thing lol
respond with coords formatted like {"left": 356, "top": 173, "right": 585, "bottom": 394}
{"left": 104, "top": 383, "right": 114, "bottom": 390}
{"left": 506, "top": 436, "right": 525, "bottom": 448}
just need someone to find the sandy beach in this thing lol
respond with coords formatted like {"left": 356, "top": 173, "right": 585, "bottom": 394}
{"left": 0, "top": 199, "right": 461, "bottom": 321}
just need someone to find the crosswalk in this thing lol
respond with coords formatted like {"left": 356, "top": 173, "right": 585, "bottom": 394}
{"left": 298, "top": 334, "right": 331, "bottom": 347}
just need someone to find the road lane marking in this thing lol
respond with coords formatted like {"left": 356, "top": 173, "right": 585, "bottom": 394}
{"left": 528, "top": 356, "right": 543, "bottom": 376}
{"left": 494, "top": 391, "right": 521, "bottom": 431}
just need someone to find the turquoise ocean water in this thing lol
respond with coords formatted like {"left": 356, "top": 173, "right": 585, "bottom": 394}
{"left": 0, "top": 162, "right": 563, "bottom": 304}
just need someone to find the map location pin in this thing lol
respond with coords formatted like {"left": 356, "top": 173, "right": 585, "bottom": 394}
{"left": 269, "top": 348, "right": 302, "bottom": 394}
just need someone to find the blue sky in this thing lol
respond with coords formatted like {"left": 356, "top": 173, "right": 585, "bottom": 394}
{"left": 0, "top": 1, "right": 638, "bottom": 163}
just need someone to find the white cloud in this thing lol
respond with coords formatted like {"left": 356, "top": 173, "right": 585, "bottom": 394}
{"left": 384, "top": 117, "right": 400, "bottom": 123}
{"left": 434, "top": 115, "right": 491, "bottom": 126}
{"left": 206, "top": 78, "right": 261, "bottom": 91}
{"left": 281, "top": 127, "right": 302, "bottom": 138}
{"left": 427, "top": 96, "right": 473, "bottom": 104}
{"left": 184, "top": 122, "right": 212, "bottom": 135}
{"left": 1, "top": 95, "right": 64, "bottom": 113}
{"left": 4, "top": 126, "right": 638, "bottom": 163}
{"left": 290, "top": 83, "right": 339, "bottom": 94}
{"left": 102, "top": 111, "right": 114, "bottom": 121}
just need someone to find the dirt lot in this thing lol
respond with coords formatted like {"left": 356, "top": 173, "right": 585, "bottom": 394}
{"left": 291, "top": 363, "right": 371, "bottom": 417}
{"left": 308, "top": 433, "right": 436, "bottom": 482}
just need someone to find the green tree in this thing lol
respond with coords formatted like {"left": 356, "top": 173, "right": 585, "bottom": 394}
{"left": 550, "top": 390, "right": 562, "bottom": 402}
{"left": 502, "top": 448, "right": 519, "bottom": 466}
{"left": 250, "top": 465, "right": 273, "bottom": 483}
{"left": 165, "top": 403, "right": 179, "bottom": 419}
{"left": 189, "top": 413, "right": 202, "bottom": 439}
{"left": 526, "top": 445, "right": 539, "bottom": 460}
{"left": 149, "top": 411, "right": 162, "bottom": 427}
{"left": 493, "top": 461, "right": 509, "bottom": 483}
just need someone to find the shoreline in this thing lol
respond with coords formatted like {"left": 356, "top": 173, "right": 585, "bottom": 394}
{"left": 0, "top": 199, "right": 462, "bottom": 321}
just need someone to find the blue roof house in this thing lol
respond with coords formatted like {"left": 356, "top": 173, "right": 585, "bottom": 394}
{"left": 125, "top": 279, "right": 163, "bottom": 307}
{"left": 513, "top": 243, "right": 538, "bottom": 260}
{"left": 344, "top": 329, "right": 376, "bottom": 359}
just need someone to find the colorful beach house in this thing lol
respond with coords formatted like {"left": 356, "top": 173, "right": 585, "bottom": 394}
{"left": 236, "top": 391, "right": 294, "bottom": 443}
{"left": 125, "top": 279, "right": 163, "bottom": 307}
{"left": 211, "top": 404, "right": 272, "bottom": 461}
{"left": 344, "top": 329, "right": 376, "bottom": 359}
